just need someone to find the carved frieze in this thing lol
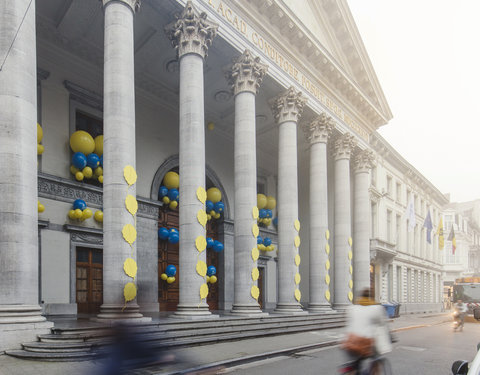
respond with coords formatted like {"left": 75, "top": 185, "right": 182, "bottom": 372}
{"left": 302, "top": 112, "right": 335, "bottom": 145}
{"left": 270, "top": 86, "right": 307, "bottom": 124}
{"left": 225, "top": 49, "right": 268, "bottom": 95}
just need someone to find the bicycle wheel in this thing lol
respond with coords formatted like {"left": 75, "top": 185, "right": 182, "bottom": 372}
{"left": 369, "top": 358, "right": 392, "bottom": 375}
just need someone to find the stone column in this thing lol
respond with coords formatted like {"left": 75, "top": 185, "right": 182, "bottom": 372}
{"left": 0, "top": 0, "right": 53, "bottom": 350}
{"left": 270, "top": 87, "right": 308, "bottom": 314}
{"left": 225, "top": 50, "right": 268, "bottom": 316}
{"left": 332, "top": 133, "right": 357, "bottom": 310}
{"left": 302, "top": 113, "right": 334, "bottom": 312}
{"left": 353, "top": 149, "right": 375, "bottom": 294}
{"left": 165, "top": 2, "right": 218, "bottom": 317}
{"left": 97, "top": 0, "right": 148, "bottom": 321}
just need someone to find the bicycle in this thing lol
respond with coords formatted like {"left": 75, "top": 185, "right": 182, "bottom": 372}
{"left": 338, "top": 353, "right": 392, "bottom": 375}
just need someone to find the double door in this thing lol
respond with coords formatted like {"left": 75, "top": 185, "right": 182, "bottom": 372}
{"left": 76, "top": 247, "right": 103, "bottom": 314}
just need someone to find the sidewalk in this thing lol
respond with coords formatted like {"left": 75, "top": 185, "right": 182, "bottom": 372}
{"left": 0, "top": 312, "right": 451, "bottom": 375}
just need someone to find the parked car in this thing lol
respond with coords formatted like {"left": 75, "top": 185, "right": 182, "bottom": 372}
{"left": 452, "top": 343, "right": 480, "bottom": 375}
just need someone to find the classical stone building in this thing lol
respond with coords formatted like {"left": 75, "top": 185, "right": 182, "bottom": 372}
{"left": 1, "top": 0, "right": 447, "bottom": 351}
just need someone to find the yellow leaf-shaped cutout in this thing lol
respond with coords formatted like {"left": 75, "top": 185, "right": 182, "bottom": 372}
{"left": 251, "top": 247, "right": 259, "bottom": 261}
{"left": 252, "top": 224, "right": 259, "bottom": 238}
{"left": 123, "top": 165, "right": 137, "bottom": 186}
{"left": 251, "top": 267, "right": 259, "bottom": 281}
{"left": 251, "top": 285, "right": 260, "bottom": 300}
{"left": 325, "top": 243, "right": 330, "bottom": 254}
{"left": 325, "top": 229, "right": 330, "bottom": 240}
{"left": 252, "top": 206, "right": 259, "bottom": 219}
{"left": 195, "top": 236, "right": 207, "bottom": 253}
{"left": 123, "top": 258, "right": 137, "bottom": 278}
{"left": 294, "top": 236, "right": 301, "bottom": 248}
{"left": 124, "top": 282, "right": 137, "bottom": 302}
{"left": 348, "top": 291, "right": 353, "bottom": 302}
{"left": 295, "top": 273, "right": 301, "bottom": 285}
{"left": 349, "top": 279, "right": 353, "bottom": 289}
{"left": 125, "top": 195, "right": 138, "bottom": 216}
{"left": 325, "top": 259, "right": 330, "bottom": 270}
{"left": 196, "top": 260, "right": 207, "bottom": 277}
{"left": 325, "top": 274, "right": 330, "bottom": 285}
{"left": 348, "top": 250, "right": 353, "bottom": 260}
{"left": 349, "top": 265, "right": 353, "bottom": 275}
{"left": 294, "top": 219, "right": 300, "bottom": 232}
{"left": 325, "top": 289, "right": 331, "bottom": 301}
{"left": 295, "top": 254, "right": 301, "bottom": 266}
{"left": 197, "top": 209, "right": 207, "bottom": 228}
{"left": 294, "top": 289, "right": 301, "bottom": 302}
{"left": 200, "top": 283, "right": 209, "bottom": 299}
{"left": 196, "top": 187, "right": 207, "bottom": 204}
{"left": 348, "top": 237, "right": 353, "bottom": 247}
{"left": 122, "top": 224, "right": 137, "bottom": 245}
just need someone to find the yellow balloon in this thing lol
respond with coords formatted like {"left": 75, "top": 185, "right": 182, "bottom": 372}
{"left": 264, "top": 218, "right": 272, "bottom": 226}
{"left": 167, "top": 277, "right": 175, "bottom": 284}
{"left": 163, "top": 196, "right": 171, "bottom": 204}
{"left": 209, "top": 210, "right": 216, "bottom": 216}
{"left": 200, "top": 283, "right": 209, "bottom": 299}
{"left": 82, "top": 166, "right": 93, "bottom": 179}
{"left": 82, "top": 208, "right": 93, "bottom": 220}
{"left": 123, "top": 258, "right": 137, "bottom": 278}
{"left": 206, "top": 276, "right": 211, "bottom": 283}
{"left": 161, "top": 273, "right": 168, "bottom": 281}
{"left": 38, "top": 203, "right": 45, "bottom": 213}
{"left": 257, "top": 194, "right": 267, "bottom": 209}
{"left": 195, "top": 236, "right": 207, "bottom": 253}
{"left": 196, "top": 186, "right": 207, "bottom": 204}
{"left": 252, "top": 206, "right": 259, "bottom": 219}
{"left": 207, "top": 187, "right": 221, "bottom": 203}
{"left": 75, "top": 171, "right": 84, "bottom": 181}
{"left": 266, "top": 196, "right": 276, "bottom": 210}
{"left": 123, "top": 165, "right": 137, "bottom": 186}
{"left": 122, "top": 224, "right": 137, "bottom": 245}
{"left": 197, "top": 210, "right": 207, "bottom": 227}
{"left": 125, "top": 195, "right": 138, "bottom": 216}
{"left": 68, "top": 210, "right": 76, "bottom": 219}
{"left": 294, "top": 289, "right": 301, "bottom": 302}
{"left": 252, "top": 268, "right": 259, "bottom": 281}
{"left": 169, "top": 200, "right": 178, "bottom": 210}
{"left": 258, "top": 244, "right": 266, "bottom": 251}
{"left": 124, "top": 282, "right": 137, "bottom": 302}
{"left": 37, "top": 123, "right": 43, "bottom": 144}
{"left": 214, "top": 212, "right": 221, "bottom": 219}
{"left": 94, "top": 210, "right": 103, "bottom": 222}
{"left": 325, "top": 289, "right": 331, "bottom": 301}
{"left": 37, "top": 144, "right": 44, "bottom": 155}
{"left": 251, "top": 285, "right": 260, "bottom": 300}
{"left": 94, "top": 135, "right": 103, "bottom": 156}
{"left": 94, "top": 166, "right": 103, "bottom": 177}
{"left": 210, "top": 275, "right": 217, "bottom": 284}
{"left": 70, "top": 130, "right": 95, "bottom": 154}
{"left": 98, "top": 175, "right": 103, "bottom": 184}
{"left": 196, "top": 261, "right": 207, "bottom": 277}
{"left": 163, "top": 171, "right": 179, "bottom": 189}
{"left": 295, "top": 273, "right": 301, "bottom": 285}
{"left": 207, "top": 214, "right": 212, "bottom": 221}
{"left": 70, "top": 165, "right": 79, "bottom": 175}
{"left": 74, "top": 208, "right": 83, "bottom": 219}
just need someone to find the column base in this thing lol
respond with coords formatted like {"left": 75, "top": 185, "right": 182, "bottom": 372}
{"left": 92, "top": 303, "right": 152, "bottom": 323}
{"left": 333, "top": 303, "right": 351, "bottom": 312}
{"left": 273, "top": 303, "right": 308, "bottom": 315}
{"left": 230, "top": 304, "right": 269, "bottom": 317}
{"left": 138, "top": 302, "right": 160, "bottom": 313}
{"left": 308, "top": 303, "right": 336, "bottom": 313}
{"left": 171, "top": 304, "right": 219, "bottom": 320}
{"left": 0, "top": 305, "right": 54, "bottom": 352}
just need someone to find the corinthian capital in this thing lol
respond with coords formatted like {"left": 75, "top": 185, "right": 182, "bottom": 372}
{"left": 332, "top": 133, "right": 357, "bottom": 160}
{"left": 102, "top": 0, "right": 140, "bottom": 12}
{"left": 270, "top": 86, "right": 307, "bottom": 124}
{"left": 353, "top": 149, "right": 376, "bottom": 173}
{"left": 302, "top": 113, "right": 335, "bottom": 145}
{"left": 164, "top": 1, "right": 218, "bottom": 60}
{"left": 225, "top": 50, "right": 268, "bottom": 96}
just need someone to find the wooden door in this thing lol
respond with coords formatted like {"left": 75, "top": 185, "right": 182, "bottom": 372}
{"left": 370, "top": 264, "right": 376, "bottom": 300}
{"left": 76, "top": 247, "right": 103, "bottom": 314}
{"left": 258, "top": 267, "right": 265, "bottom": 309}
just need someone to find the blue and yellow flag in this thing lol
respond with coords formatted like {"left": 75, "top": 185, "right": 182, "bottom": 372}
{"left": 437, "top": 217, "right": 444, "bottom": 250}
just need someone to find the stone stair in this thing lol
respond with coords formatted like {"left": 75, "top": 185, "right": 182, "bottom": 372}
{"left": 6, "top": 312, "right": 345, "bottom": 361}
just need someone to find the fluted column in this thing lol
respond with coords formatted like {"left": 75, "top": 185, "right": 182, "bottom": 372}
{"left": 302, "top": 114, "right": 334, "bottom": 312}
{"left": 0, "top": 0, "right": 53, "bottom": 349}
{"left": 225, "top": 50, "right": 268, "bottom": 316}
{"left": 97, "top": 0, "right": 148, "bottom": 321}
{"left": 332, "top": 133, "right": 357, "bottom": 310}
{"left": 353, "top": 150, "right": 375, "bottom": 293}
{"left": 165, "top": 2, "right": 218, "bottom": 317}
{"left": 270, "top": 87, "right": 308, "bottom": 314}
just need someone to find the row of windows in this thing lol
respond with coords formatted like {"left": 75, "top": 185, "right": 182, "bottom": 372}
{"left": 385, "top": 266, "right": 439, "bottom": 303}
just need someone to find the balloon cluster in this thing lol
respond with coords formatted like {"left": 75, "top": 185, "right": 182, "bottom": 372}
{"left": 38, "top": 200, "right": 45, "bottom": 213}
{"left": 69, "top": 131, "right": 104, "bottom": 183}
{"left": 206, "top": 237, "right": 224, "bottom": 252}
{"left": 68, "top": 199, "right": 93, "bottom": 221}
{"left": 206, "top": 187, "right": 224, "bottom": 221}
{"left": 160, "top": 264, "right": 177, "bottom": 284}
{"left": 37, "top": 123, "right": 45, "bottom": 155}
{"left": 257, "top": 194, "right": 276, "bottom": 227}
{"left": 158, "top": 227, "right": 180, "bottom": 244}
{"left": 257, "top": 236, "right": 275, "bottom": 252}
{"left": 158, "top": 171, "right": 180, "bottom": 210}
{"left": 206, "top": 265, "right": 217, "bottom": 284}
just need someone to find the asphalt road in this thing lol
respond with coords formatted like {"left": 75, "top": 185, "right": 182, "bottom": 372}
{"left": 220, "top": 319, "right": 480, "bottom": 375}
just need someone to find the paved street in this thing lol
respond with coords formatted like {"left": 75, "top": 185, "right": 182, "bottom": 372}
{"left": 222, "top": 319, "right": 480, "bottom": 375}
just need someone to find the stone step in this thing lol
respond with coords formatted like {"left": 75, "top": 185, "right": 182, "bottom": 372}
{"left": 5, "top": 349, "right": 98, "bottom": 362}
{"left": 22, "top": 341, "right": 94, "bottom": 353}
{"left": 37, "top": 334, "right": 86, "bottom": 343}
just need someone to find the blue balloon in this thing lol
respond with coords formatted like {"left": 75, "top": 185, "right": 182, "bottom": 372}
{"left": 158, "top": 186, "right": 168, "bottom": 198}
{"left": 205, "top": 200, "right": 214, "bottom": 212}
{"left": 207, "top": 237, "right": 214, "bottom": 249}
{"left": 167, "top": 188, "right": 179, "bottom": 201}
{"left": 86, "top": 153, "right": 100, "bottom": 169}
{"left": 72, "top": 152, "right": 87, "bottom": 169}
{"left": 158, "top": 227, "right": 169, "bottom": 240}
{"left": 257, "top": 236, "right": 263, "bottom": 244}
{"left": 273, "top": 217, "right": 278, "bottom": 227}
{"left": 165, "top": 264, "right": 177, "bottom": 277}
{"left": 73, "top": 199, "right": 86, "bottom": 211}
{"left": 259, "top": 209, "right": 267, "bottom": 219}
{"left": 214, "top": 201, "right": 224, "bottom": 213}
{"left": 263, "top": 237, "right": 272, "bottom": 246}
{"left": 213, "top": 240, "right": 224, "bottom": 253}
{"left": 266, "top": 209, "right": 273, "bottom": 218}
{"left": 168, "top": 232, "right": 179, "bottom": 244}
{"left": 99, "top": 155, "right": 103, "bottom": 167}
{"left": 207, "top": 265, "right": 216, "bottom": 276}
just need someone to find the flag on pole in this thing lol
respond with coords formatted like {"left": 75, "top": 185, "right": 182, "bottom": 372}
{"left": 405, "top": 196, "right": 416, "bottom": 232}
{"left": 423, "top": 209, "right": 433, "bottom": 244}
{"left": 437, "top": 217, "right": 444, "bottom": 250}
{"left": 448, "top": 225, "right": 456, "bottom": 255}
